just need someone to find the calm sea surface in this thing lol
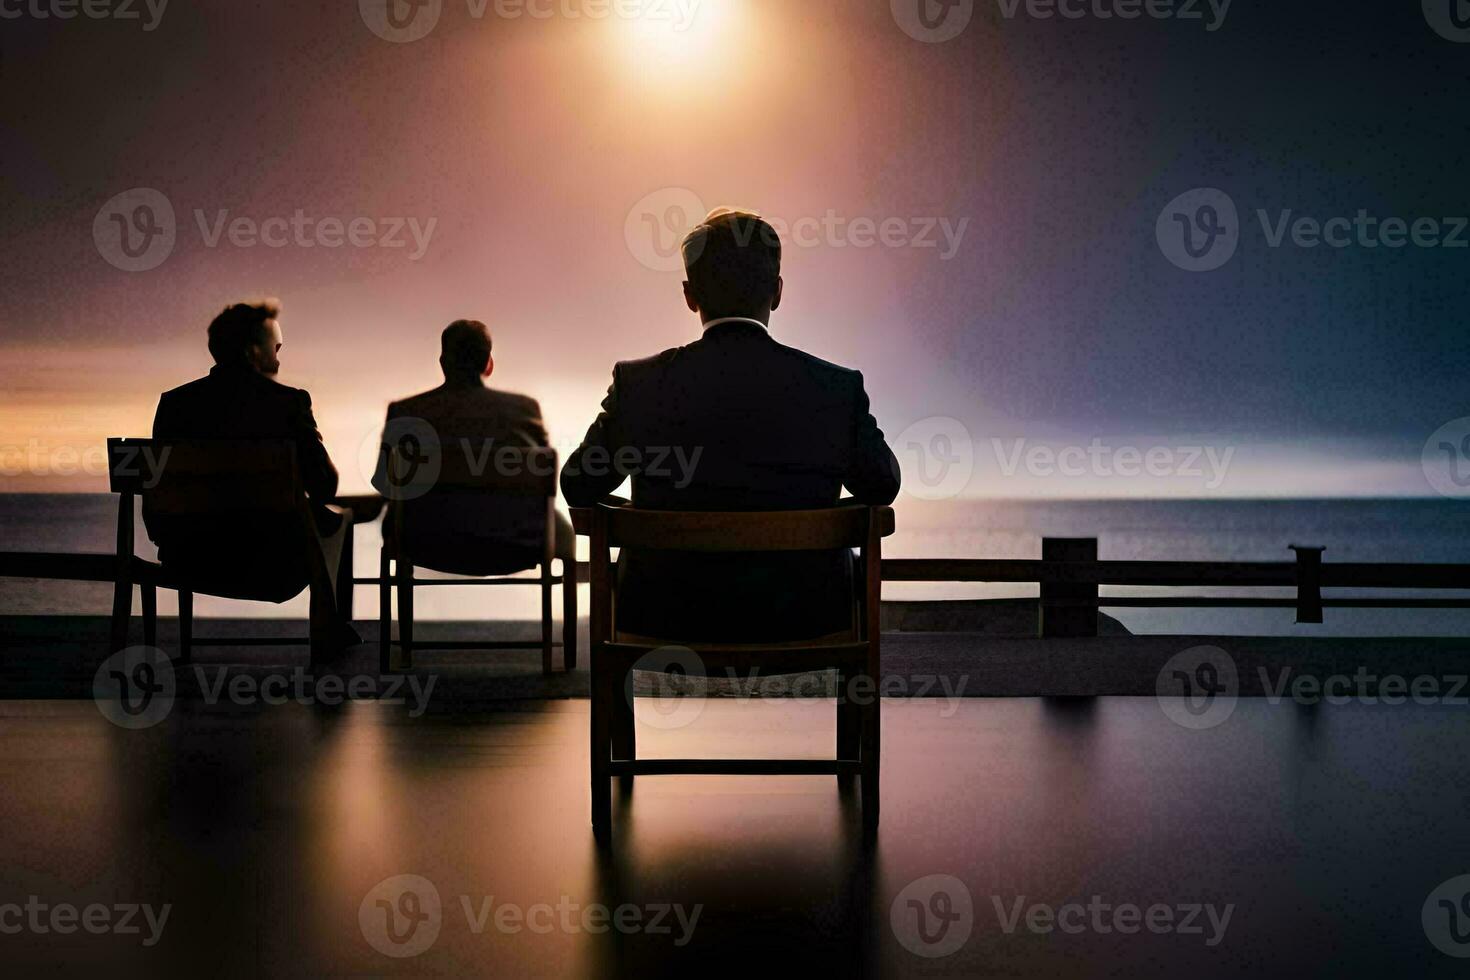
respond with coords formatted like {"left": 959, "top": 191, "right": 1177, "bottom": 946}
{"left": 2, "top": 494, "right": 1468, "bottom": 635}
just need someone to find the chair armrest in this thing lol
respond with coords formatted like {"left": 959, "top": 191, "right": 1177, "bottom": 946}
{"left": 333, "top": 494, "right": 385, "bottom": 524}
{"left": 873, "top": 505, "right": 896, "bottom": 538}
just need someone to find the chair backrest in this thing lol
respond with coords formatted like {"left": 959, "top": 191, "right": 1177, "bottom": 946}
{"left": 382, "top": 443, "right": 557, "bottom": 499}
{"left": 384, "top": 445, "right": 558, "bottom": 575}
{"left": 140, "top": 440, "right": 303, "bottom": 516}
{"left": 600, "top": 505, "right": 895, "bottom": 552}
{"left": 114, "top": 438, "right": 314, "bottom": 601}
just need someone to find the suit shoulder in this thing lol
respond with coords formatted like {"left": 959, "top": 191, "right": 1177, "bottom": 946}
{"left": 771, "top": 342, "right": 863, "bottom": 384}
{"left": 614, "top": 344, "right": 688, "bottom": 381}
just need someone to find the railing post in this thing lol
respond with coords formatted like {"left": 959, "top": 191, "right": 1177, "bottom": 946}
{"left": 1040, "top": 537, "right": 1098, "bottom": 638}
{"left": 1291, "top": 545, "right": 1325, "bottom": 624}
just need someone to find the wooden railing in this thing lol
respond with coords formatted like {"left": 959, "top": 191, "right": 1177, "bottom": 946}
{"left": 7, "top": 537, "right": 1470, "bottom": 640}
{"left": 883, "top": 538, "right": 1470, "bottom": 636}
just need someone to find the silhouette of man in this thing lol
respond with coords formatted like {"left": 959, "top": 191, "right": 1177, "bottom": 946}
{"left": 148, "top": 300, "right": 356, "bottom": 649}
{"left": 561, "top": 208, "right": 900, "bottom": 640}
{"left": 372, "top": 320, "right": 575, "bottom": 573}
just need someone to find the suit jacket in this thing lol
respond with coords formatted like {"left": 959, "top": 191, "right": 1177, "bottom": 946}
{"left": 373, "top": 381, "right": 552, "bottom": 576}
{"left": 146, "top": 364, "right": 340, "bottom": 598}
{"left": 561, "top": 319, "right": 901, "bottom": 640}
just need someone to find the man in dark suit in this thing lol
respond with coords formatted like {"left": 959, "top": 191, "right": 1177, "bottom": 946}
{"left": 148, "top": 300, "right": 355, "bottom": 650}
{"left": 561, "top": 208, "right": 901, "bottom": 641}
{"left": 372, "top": 320, "right": 574, "bottom": 574}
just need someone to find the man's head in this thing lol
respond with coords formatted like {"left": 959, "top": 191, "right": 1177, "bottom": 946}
{"left": 439, "top": 319, "right": 494, "bottom": 381}
{"left": 681, "top": 207, "right": 784, "bottom": 325}
{"left": 207, "top": 300, "right": 283, "bottom": 376}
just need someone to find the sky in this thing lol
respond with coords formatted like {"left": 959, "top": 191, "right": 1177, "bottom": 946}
{"left": 2, "top": 0, "right": 1468, "bottom": 497}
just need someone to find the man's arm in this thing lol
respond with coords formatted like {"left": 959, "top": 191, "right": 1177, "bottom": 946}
{"left": 290, "top": 389, "right": 339, "bottom": 503}
{"left": 561, "top": 365, "right": 632, "bottom": 506}
{"left": 369, "top": 401, "right": 399, "bottom": 498}
{"left": 842, "top": 371, "right": 901, "bottom": 505}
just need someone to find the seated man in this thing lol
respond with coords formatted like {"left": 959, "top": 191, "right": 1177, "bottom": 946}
{"left": 147, "top": 300, "right": 356, "bottom": 652}
{"left": 560, "top": 207, "right": 901, "bottom": 641}
{"left": 372, "top": 319, "right": 574, "bottom": 575}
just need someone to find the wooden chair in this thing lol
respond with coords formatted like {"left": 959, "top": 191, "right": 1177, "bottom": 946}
{"left": 575, "top": 504, "right": 895, "bottom": 839}
{"left": 107, "top": 437, "right": 352, "bottom": 664}
{"left": 379, "top": 446, "right": 575, "bottom": 675}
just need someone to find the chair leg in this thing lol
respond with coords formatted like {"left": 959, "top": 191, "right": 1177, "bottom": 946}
{"left": 836, "top": 667, "right": 860, "bottom": 763}
{"left": 109, "top": 579, "right": 131, "bottom": 653}
{"left": 141, "top": 583, "right": 157, "bottom": 649}
{"left": 540, "top": 568, "right": 554, "bottom": 675}
{"left": 379, "top": 552, "right": 392, "bottom": 674}
{"left": 590, "top": 651, "right": 612, "bottom": 838}
{"left": 860, "top": 684, "right": 881, "bottom": 833}
{"left": 611, "top": 659, "right": 636, "bottom": 763}
{"left": 396, "top": 561, "right": 414, "bottom": 670}
{"left": 178, "top": 590, "right": 193, "bottom": 665}
{"left": 562, "top": 564, "right": 578, "bottom": 672}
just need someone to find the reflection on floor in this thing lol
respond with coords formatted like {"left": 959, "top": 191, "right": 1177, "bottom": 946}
{"left": 1, "top": 696, "right": 1467, "bottom": 978}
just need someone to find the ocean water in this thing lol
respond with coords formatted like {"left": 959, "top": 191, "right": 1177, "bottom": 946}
{"left": 2, "top": 494, "right": 1468, "bottom": 636}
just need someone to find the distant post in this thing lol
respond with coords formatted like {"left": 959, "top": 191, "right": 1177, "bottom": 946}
{"left": 1040, "top": 537, "right": 1098, "bottom": 638}
{"left": 1291, "top": 545, "right": 1325, "bottom": 624}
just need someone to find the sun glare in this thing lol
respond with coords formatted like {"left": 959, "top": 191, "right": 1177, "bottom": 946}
{"left": 614, "top": 0, "right": 741, "bottom": 79}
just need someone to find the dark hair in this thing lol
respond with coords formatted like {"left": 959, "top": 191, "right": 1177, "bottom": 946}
{"left": 681, "top": 208, "right": 782, "bottom": 316}
{"left": 206, "top": 300, "right": 280, "bottom": 365}
{"left": 440, "top": 319, "right": 493, "bottom": 374}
